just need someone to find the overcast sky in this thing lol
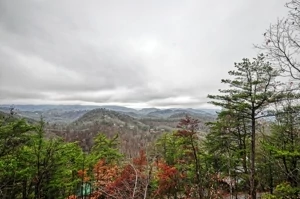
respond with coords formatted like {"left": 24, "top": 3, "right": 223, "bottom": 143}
{"left": 0, "top": 0, "right": 288, "bottom": 108}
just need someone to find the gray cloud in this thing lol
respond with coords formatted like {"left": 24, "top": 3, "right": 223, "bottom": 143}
{"left": 0, "top": 0, "right": 288, "bottom": 108}
{"left": 0, "top": 88, "right": 47, "bottom": 100}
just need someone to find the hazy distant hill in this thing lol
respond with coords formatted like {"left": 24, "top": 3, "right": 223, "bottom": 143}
{"left": 168, "top": 112, "right": 199, "bottom": 119}
{"left": 121, "top": 111, "right": 141, "bottom": 118}
{"left": 146, "top": 109, "right": 174, "bottom": 118}
{"left": 71, "top": 108, "right": 148, "bottom": 130}
{"left": 0, "top": 106, "right": 88, "bottom": 124}
{"left": 143, "top": 108, "right": 217, "bottom": 119}
{"left": 191, "top": 108, "right": 219, "bottom": 115}
{"left": 0, "top": 110, "right": 37, "bottom": 124}
{"left": 138, "top": 108, "right": 160, "bottom": 115}
{"left": 0, "top": 104, "right": 218, "bottom": 126}
{"left": 98, "top": 105, "right": 137, "bottom": 113}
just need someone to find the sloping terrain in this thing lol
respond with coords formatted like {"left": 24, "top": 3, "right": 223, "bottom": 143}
{"left": 0, "top": 106, "right": 88, "bottom": 124}
{"left": 0, "top": 105, "right": 218, "bottom": 156}
{"left": 71, "top": 108, "right": 148, "bottom": 129}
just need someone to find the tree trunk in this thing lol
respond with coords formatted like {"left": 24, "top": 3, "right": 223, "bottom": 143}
{"left": 268, "top": 150, "right": 273, "bottom": 194}
{"left": 22, "top": 180, "right": 28, "bottom": 199}
{"left": 190, "top": 137, "right": 203, "bottom": 199}
{"left": 250, "top": 111, "right": 256, "bottom": 199}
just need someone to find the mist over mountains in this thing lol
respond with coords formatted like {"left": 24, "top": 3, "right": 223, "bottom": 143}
{"left": 0, "top": 104, "right": 218, "bottom": 124}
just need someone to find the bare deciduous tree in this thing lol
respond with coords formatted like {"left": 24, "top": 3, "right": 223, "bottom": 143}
{"left": 256, "top": 0, "right": 300, "bottom": 80}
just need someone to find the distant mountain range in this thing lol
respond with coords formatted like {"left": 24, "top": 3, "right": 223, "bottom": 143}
{"left": 0, "top": 104, "right": 218, "bottom": 155}
{"left": 0, "top": 104, "right": 219, "bottom": 121}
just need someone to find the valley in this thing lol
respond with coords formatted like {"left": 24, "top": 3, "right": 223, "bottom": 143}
{"left": 0, "top": 105, "right": 217, "bottom": 156}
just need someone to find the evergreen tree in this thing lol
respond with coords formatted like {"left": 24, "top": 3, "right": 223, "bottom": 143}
{"left": 208, "top": 54, "right": 281, "bottom": 198}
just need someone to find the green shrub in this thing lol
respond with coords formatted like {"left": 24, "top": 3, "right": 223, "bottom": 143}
{"left": 262, "top": 182, "right": 300, "bottom": 199}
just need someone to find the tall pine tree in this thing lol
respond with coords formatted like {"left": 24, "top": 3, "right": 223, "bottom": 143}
{"left": 208, "top": 54, "right": 281, "bottom": 198}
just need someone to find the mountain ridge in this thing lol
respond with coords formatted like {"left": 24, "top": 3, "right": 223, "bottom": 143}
{"left": 0, "top": 104, "right": 218, "bottom": 125}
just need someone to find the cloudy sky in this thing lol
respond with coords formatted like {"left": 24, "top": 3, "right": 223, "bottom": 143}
{"left": 0, "top": 0, "right": 288, "bottom": 108}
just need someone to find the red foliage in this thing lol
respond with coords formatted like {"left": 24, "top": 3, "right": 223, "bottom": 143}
{"left": 105, "top": 150, "right": 149, "bottom": 199}
{"left": 133, "top": 149, "right": 147, "bottom": 172}
{"left": 66, "top": 195, "right": 76, "bottom": 199}
{"left": 155, "top": 160, "right": 181, "bottom": 196}
{"left": 92, "top": 159, "right": 119, "bottom": 198}
{"left": 93, "top": 159, "right": 119, "bottom": 186}
{"left": 175, "top": 115, "right": 200, "bottom": 137}
{"left": 68, "top": 150, "right": 150, "bottom": 199}
{"left": 77, "top": 169, "right": 90, "bottom": 182}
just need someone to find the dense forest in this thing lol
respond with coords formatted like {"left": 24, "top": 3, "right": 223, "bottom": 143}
{"left": 1, "top": 0, "right": 300, "bottom": 198}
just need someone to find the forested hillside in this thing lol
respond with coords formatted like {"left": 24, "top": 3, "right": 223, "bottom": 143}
{"left": 1, "top": 0, "right": 300, "bottom": 198}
